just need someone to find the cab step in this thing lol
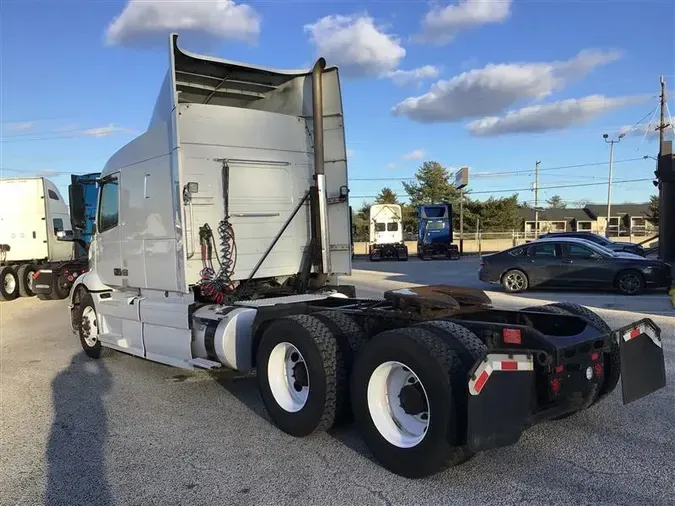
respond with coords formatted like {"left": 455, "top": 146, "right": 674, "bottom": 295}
{"left": 188, "top": 358, "right": 222, "bottom": 369}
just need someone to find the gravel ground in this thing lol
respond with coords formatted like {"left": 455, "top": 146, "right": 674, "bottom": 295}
{"left": 1, "top": 286, "right": 674, "bottom": 506}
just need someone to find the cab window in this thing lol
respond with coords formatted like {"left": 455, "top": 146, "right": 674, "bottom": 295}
{"left": 387, "top": 222, "right": 399, "bottom": 232}
{"left": 375, "top": 223, "right": 386, "bottom": 232}
{"left": 98, "top": 175, "right": 119, "bottom": 233}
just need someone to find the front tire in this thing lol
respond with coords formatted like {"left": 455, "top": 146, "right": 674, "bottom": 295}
{"left": 256, "top": 315, "right": 343, "bottom": 437}
{"left": 502, "top": 269, "right": 528, "bottom": 293}
{"left": 77, "top": 293, "right": 113, "bottom": 359}
{"left": 350, "top": 326, "right": 465, "bottom": 479}
{"left": 616, "top": 270, "right": 645, "bottom": 295}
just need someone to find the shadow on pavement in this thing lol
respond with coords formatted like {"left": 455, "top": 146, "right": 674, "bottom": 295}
{"left": 46, "top": 353, "right": 114, "bottom": 506}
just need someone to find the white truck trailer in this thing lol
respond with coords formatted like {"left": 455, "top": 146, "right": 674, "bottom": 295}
{"left": 368, "top": 203, "right": 408, "bottom": 261}
{"left": 67, "top": 34, "right": 666, "bottom": 479}
{"left": 0, "top": 177, "right": 75, "bottom": 300}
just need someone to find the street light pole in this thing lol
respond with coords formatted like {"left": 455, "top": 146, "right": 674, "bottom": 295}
{"left": 603, "top": 132, "right": 625, "bottom": 237}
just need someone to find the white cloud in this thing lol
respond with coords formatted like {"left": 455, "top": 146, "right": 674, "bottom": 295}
{"left": 304, "top": 15, "right": 405, "bottom": 78}
{"left": 82, "top": 124, "right": 136, "bottom": 138}
{"left": 386, "top": 65, "right": 441, "bottom": 86}
{"left": 467, "top": 95, "right": 648, "bottom": 137}
{"left": 105, "top": 0, "right": 261, "bottom": 47}
{"left": 416, "top": 0, "right": 512, "bottom": 45}
{"left": 35, "top": 169, "right": 71, "bottom": 177}
{"left": 402, "top": 149, "right": 426, "bottom": 160}
{"left": 392, "top": 49, "right": 622, "bottom": 123}
{"left": 7, "top": 122, "right": 33, "bottom": 131}
{"left": 386, "top": 163, "right": 396, "bottom": 169}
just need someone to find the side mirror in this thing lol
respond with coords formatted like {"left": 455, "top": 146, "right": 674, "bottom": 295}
{"left": 56, "top": 230, "right": 74, "bottom": 241}
{"left": 69, "top": 183, "right": 86, "bottom": 230}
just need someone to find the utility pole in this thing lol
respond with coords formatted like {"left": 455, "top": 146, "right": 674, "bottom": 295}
{"left": 534, "top": 161, "right": 540, "bottom": 238}
{"left": 658, "top": 75, "right": 669, "bottom": 153}
{"left": 602, "top": 132, "right": 625, "bottom": 237}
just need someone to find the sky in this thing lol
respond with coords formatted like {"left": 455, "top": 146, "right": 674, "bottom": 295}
{"left": 1, "top": 0, "right": 674, "bottom": 211}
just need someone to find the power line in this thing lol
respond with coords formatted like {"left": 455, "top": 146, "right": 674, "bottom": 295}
{"left": 349, "top": 157, "right": 649, "bottom": 182}
{"left": 350, "top": 177, "right": 654, "bottom": 199}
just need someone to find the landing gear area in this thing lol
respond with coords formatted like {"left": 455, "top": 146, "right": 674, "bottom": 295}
{"left": 369, "top": 243, "right": 409, "bottom": 262}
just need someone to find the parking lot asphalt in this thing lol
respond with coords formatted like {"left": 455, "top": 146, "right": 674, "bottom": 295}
{"left": 348, "top": 256, "right": 673, "bottom": 316}
{"left": 1, "top": 288, "right": 674, "bottom": 506}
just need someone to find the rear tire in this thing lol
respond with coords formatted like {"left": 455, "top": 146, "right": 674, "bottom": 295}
{"left": 0, "top": 266, "right": 19, "bottom": 301}
{"left": 350, "top": 326, "right": 466, "bottom": 479}
{"left": 502, "top": 269, "right": 528, "bottom": 293}
{"left": 414, "top": 320, "right": 488, "bottom": 465}
{"left": 312, "top": 311, "right": 367, "bottom": 425}
{"left": 77, "top": 293, "right": 113, "bottom": 359}
{"left": 256, "top": 315, "right": 343, "bottom": 437}
{"left": 17, "top": 264, "right": 37, "bottom": 297}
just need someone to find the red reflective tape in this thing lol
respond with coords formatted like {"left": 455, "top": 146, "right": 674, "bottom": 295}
{"left": 503, "top": 328, "right": 522, "bottom": 345}
{"left": 555, "top": 365, "right": 564, "bottom": 373}
{"left": 501, "top": 361, "right": 518, "bottom": 371}
{"left": 591, "top": 352, "right": 599, "bottom": 361}
{"left": 474, "top": 370, "right": 490, "bottom": 393}
{"left": 629, "top": 327, "right": 641, "bottom": 339}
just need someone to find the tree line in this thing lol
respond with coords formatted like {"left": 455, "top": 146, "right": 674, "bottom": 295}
{"left": 352, "top": 161, "right": 525, "bottom": 242}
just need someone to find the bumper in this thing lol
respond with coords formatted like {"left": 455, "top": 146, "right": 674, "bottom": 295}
{"left": 644, "top": 269, "right": 672, "bottom": 289}
{"left": 370, "top": 243, "right": 408, "bottom": 260}
{"left": 478, "top": 267, "right": 501, "bottom": 284}
{"left": 465, "top": 318, "right": 665, "bottom": 453}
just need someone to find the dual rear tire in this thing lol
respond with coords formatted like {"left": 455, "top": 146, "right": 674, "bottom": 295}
{"left": 256, "top": 313, "right": 483, "bottom": 478}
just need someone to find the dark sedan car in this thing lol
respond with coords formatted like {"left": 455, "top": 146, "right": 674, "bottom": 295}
{"left": 537, "top": 231, "right": 645, "bottom": 256}
{"left": 479, "top": 237, "right": 671, "bottom": 295}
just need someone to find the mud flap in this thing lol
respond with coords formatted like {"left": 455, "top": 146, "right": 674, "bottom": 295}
{"left": 466, "top": 353, "right": 535, "bottom": 453}
{"left": 616, "top": 319, "right": 666, "bottom": 404}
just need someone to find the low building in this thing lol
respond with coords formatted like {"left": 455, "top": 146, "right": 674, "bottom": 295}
{"left": 518, "top": 203, "right": 655, "bottom": 237}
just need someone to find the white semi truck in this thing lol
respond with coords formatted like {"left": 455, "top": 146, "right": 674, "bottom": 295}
{"left": 368, "top": 203, "right": 408, "bottom": 261}
{"left": 67, "top": 34, "right": 666, "bottom": 479}
{"left": 0, "top": 177, "right": 75, "bottom": 300}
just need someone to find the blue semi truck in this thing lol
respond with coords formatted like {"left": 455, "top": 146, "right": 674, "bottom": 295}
{"left": 417, "top": 203, "right": 460, "bottom": 260}
{"left": 33, "top": 173, "right": 100, "bottom": 300}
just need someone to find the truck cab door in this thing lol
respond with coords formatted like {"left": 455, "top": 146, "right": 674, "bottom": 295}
{"left": 92, "top": 173, "right": 145, "bottom": 358}
{"left": 94, "top": 174, "right": 123, "bottom": 287}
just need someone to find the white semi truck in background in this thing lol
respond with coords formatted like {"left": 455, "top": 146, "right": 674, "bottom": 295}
{"left": 368, "top": 203, "right": 408, "bottom": 261}
{"left": 67, "top": 34, "right": 666, "bottom": 479}
{"left": 0, "top": 177, "right": 75, "bottom": 300}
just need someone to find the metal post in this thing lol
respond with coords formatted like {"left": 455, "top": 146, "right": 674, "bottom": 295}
{"left": 603, "top": 133, "right": 625, "bottom": 237}
{"left": 459, "top": 189, "right": 464, "bottom": 254}
{"left": 534, "top": 160, "right": 540, "bottom": 238}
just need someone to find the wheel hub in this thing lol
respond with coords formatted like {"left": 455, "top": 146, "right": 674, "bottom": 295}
{"left": 398, "top": 382, "right": 427, "bottom": 415}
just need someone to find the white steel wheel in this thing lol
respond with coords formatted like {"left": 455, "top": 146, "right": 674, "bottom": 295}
{"left": 81, "top": 305, "right": 99, "bottom": 347}
{"left": 4, "top": 271, "right": 16, "bottom": 294}
{"left": 267, "top": 342, "right": 311, "bottom": 413}
{"left": 367, "top": 360, "right": 431, "bottom": 448}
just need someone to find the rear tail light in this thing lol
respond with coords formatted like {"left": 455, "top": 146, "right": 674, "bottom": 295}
{"left": 593, "top": 363, "right": 603, "bottom": 378}
{"left": 32, "top": 271, "right": 41, "bottom": 279}
{"left": 550, "top": 378, "right": 561, "bottom": 394}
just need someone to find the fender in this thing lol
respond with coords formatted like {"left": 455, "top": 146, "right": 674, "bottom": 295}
{"left": 68, "top": 269, "right": 111, "bottom": 305}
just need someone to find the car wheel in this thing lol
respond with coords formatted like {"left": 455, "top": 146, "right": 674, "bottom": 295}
{"left": 616, "top": 270, "right": 645, "bottom": 295}
{"left": 502, "top": 269, "right": 528, "bottom": 293}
